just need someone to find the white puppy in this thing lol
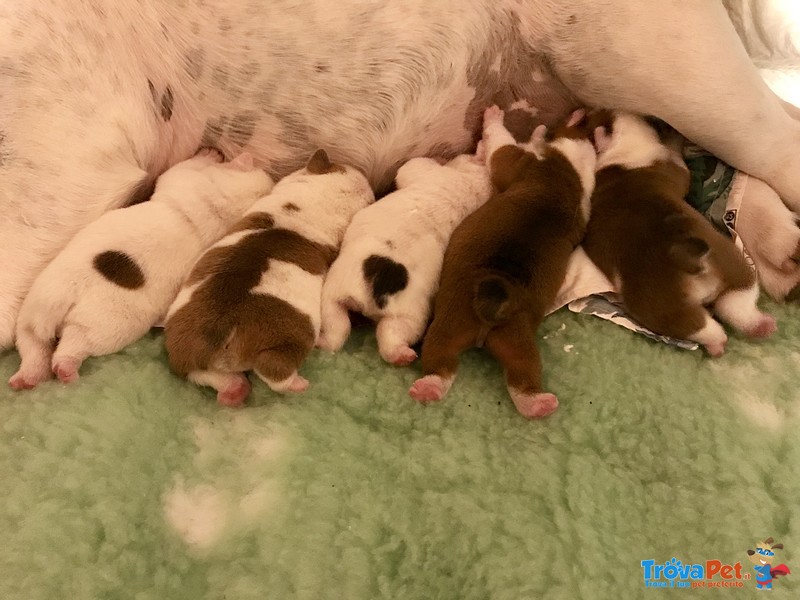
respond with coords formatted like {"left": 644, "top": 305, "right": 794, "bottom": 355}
{"left": 10, "top": 150, "right": 273, "bottom": 390}
{"left": 318, "top": 152, "right": 493, "bottom": 365}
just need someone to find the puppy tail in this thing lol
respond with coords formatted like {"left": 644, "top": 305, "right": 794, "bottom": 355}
{"left": 664, "top": 214, "right": 711, "bottom": 275}
{"left": 473, "top": 275, "right": 521, "bottom": 325}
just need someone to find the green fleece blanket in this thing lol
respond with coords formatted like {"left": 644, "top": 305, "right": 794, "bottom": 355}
{"left": 1, "top": 303, "right": 798, "bottom": 599}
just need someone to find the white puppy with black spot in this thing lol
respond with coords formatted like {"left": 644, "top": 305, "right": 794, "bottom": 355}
{"left": 10, "top": 150, "right": 273, "bottom": 390}
{"left": 318, "top": 151, "right": 493, "bottom": 365}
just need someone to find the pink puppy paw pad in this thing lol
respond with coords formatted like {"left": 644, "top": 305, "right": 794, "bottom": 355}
{"left": 409, "top": 375, "right": 446, "bottom": 404}
{"left": 217, "top": 378, "right": 250, "bottom": 407}
{"left": 8, "top": 372, "right": 39, "bottom": 391}
{"left": 53, "top": 360, "right": 80, "bottom": 384}
{"left": 387, "top": 346, "right": 417, "bottom": 367}
{"left": 746, "top": 314, "right": 777, "bottom": 339}
{"left": 512, "top": 392, "right": 559, "bottom": 419}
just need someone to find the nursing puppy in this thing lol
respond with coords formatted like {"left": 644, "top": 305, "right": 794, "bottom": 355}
{"left": 408, "top": 106, "right": 596, "bottom": 418}
{"left": 581, "top": 110, "right": 777, "bottom": 356}
{"left": 164, "top": 150, "right": 374, "bottom": 407}
{"left": 9, "top": 150, "right": 273, "bottom": 390}
{"left": 318, "top": 152, "right": 494, "bottom": 366}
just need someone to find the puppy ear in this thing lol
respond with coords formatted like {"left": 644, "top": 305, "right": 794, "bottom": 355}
{"left": 227, "top": 152, "right": 255, "bottom": 171}
{"left": 306, "top": 149, "right": 333, "bottom": 174}
{"left": 566, "top": 108, "right": 587, "bottom": 128}
{"left": 532, "top": 124, "right": 548, "bottom": 145}
{"left": 747, "top": 550, "right": 755, "bottom": 556}
{"left": 594, "top": 126, "right": 612, "bottom": 153}
{"left": 772, "top": 543, "right": 784, "bottom": 550}
{"left": 669, "top": 236, "right": 710, "bottom": 274}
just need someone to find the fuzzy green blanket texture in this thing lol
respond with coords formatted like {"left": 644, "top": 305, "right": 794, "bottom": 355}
{"left": 2, "top": 303, "right": 799, "bottom": 599}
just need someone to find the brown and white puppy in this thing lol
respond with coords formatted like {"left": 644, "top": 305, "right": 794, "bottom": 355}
{"left": 164, "top": 150, "right": 374, "bottom": 407}
{"left": 408, "top": 106, "right": 596, "bottom": 419}
{"left": 581, "top": 110, "right": 777, "bottom": 356}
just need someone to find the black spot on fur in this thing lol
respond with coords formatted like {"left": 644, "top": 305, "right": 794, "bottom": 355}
{"left": 147, "top": 78, "right": 156, "bottom": 100}
{"left": 0, "top": 131, "right": 8, "bottom": 166}
{"left": 184, "top": 48, "right": 206, "bottom": 80}
{"left": 228, "top": 113, "right": 257, "bottom": 146}
{"left": 283, "top": 202, "right": 300, "bottom": 212}
{"left": 201, "top": 117, "right": 227, "bottom": 147}
{"left": 567, "top": 14, "right": 577, "bottom": 25}
{"left": 160, "top": 86, "right": 174, "bottom": 121}
{"left": 385, "top": 240, "right": 395, "bottom": 250}
{"left": 125, "top": 175, "right": 156, "bottom": 206}
{"left": 93, "top": 251, "right": 146, "bottom": 289}
{"left": 315, "top": 63, "right": 330, "bottom": 73}
{"left": 362, "top": 255, "right": 408, "bottom": 309}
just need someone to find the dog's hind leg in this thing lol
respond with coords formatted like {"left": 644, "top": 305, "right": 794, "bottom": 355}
{"left": 483, "top": 316, "right": 558, "bottom": 419}
{"left": 8, "top": 326, "right": 54, "bottom": 390}
{"left": 188, "top": 370, "right": 251, "bottom": 407}
{"left": 409, "top": 316, "right": 475, "bottom": 403}
{"left": 551, "top": 0, "right": 800, "bottom": 209}
{"left": 252, "top": 345, "right": 310, "bottom": 394}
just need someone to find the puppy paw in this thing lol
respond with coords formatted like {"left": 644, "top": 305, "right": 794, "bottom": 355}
{"left": 474, "top": 140, "right": 487, "bottom": 164}
{"left": 483, "top": 105, "right": 504, "bottom": 127}
{"left": 704, "top": 338, "right": 728, "bottom": 358}
{"left": 8, "top": 370, "right": 48, "bottom": 391}
{"left": 744, "top": 313, "right": 778, "bottom": 339}
{"left": 383, "top": 345, "right": 417, "bottom": 367}
{"left": 286, "top": 374, "right": 309, "bottom": 393}
{"left": 409, "top": 375, "right": 447, "bottom": 403}
{"left": 53, "top": 358, "right": 81, "bottom": 384}
{"left": 217, "top": 376, "right": 250, "bottom": 407}
{"left": 509, "top": 391, "right": 559, "bottom": 419}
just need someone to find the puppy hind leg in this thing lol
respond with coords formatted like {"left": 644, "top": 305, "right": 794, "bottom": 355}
{"left": 188, "top": 370, "right": 251, "bottom": 407}
{"left": 376, "top": 313, "right": 427, "bottom": 366}
{"left": 484, "top": 318, "right": 558, "bottom": 419}
{"left": 714, "top": 284, "right": 777, "bottom": 339}
{"left": 317, "top": 299, "right": 352, "bottom": 352}
{"left": 409, "top": 318, "right": 474, "bottom": 403}
{"left": 9, "top": 327, "right": 54, "bottom": 390}
{"left": 252, "top": 345, "right": 310, "bottom": 394}
{"left": 687, "top": 310, "right": 729, "bottom": 357}
{"left": 50, "top": 324, "right": 95, "bottom": 384}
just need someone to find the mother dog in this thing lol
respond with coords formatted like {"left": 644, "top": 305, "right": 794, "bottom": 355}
{"left": 1, "top": 0, "right": 800, "bottom": 349}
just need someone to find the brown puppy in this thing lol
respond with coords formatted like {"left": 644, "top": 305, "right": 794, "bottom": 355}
{"left": 408, "top": 106, "right": 596, "bottom": 419}
{"left": 164, "top": 150, "right": 374, "bottom": 406}
{"left": 581, "top": 110, "right": 776, "bottom": 356}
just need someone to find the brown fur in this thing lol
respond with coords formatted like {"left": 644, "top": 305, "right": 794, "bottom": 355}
{"left": 583, "top": 160, "right": 755, "bottom": 340}
{"left": 92, "top": 250, "right": 146, "bottom": 289}
{"left": 165, "top": 225, "right": 336, "bottom": 379}
{"left": 419, "top": 142, "right": 588, "bottom": 396}
{"left": 306, "top": 149, "right": 346, "bottom": 175}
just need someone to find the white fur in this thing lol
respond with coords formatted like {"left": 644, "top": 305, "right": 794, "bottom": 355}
{"left": 318, "top": 154, "right": 493, "bottom": 364}
{"left": 252, "top": 260, "right": 324, "bottom": 336}
{"left": 595, "top": 112, "right": 682, "bottom": 171}
{"left": 10, "top": 152, "right": 273, "bottom": 389}
{"left": 3, "top": 0, "right": 800, "bottom": 348}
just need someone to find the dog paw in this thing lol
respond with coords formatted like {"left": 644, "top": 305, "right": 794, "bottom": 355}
{"left": 704, "top": 338, "right": 728, "bottom": 358}
{"left": 744, "top": 313, "right": 778, "bottom": 339}
{"left": 409, "top": 375, "right": 447, "bottom": 403}
{"left": 285, "top": 374, "right": 309, "bottom": 393}
{"left": 509, "top": 391, "right": 559, "bottom": 419}
{"left": 217, "top": 376, "right": 250, "bottom": 407}
{"left": 8, "top": 370, "right": 48, "bottom": 391}
{"left": 383, "top": 345, "right": 417, "bottom": 367}
{"left": 53, "top": 358, "right": 81, "bottom": 384}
